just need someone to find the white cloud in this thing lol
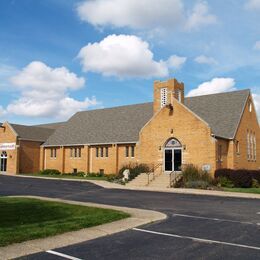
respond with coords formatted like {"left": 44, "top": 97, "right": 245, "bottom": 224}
{"left": 252, "top": 93, "right": 260, "bottom": 120}
{"left": 194, "top": 55, "right": 217, "bottom": 65}
{"left": 5, "top": 61, "right": 98, "bottom": 119}
{"left": 166, "top": 55, "right": 187, "bottom": 70}
{"left": 78, "top": 34, "right": 170, "bottom": 78}
{"left": 77, "top": 0, "right": 216, "bottom": 31}
{"left": 253, "top": 41, "right": 260, "bottom": 50}
{"left": 245, "top": 0, "right": 260, "bottom": 10}
{"left": 77, "top": 0, "right": 184, "bottom": 30}
{"left": 187, "top": 78, "right": 236, "bottom": 97}
{"left": 185, "top": 1, "right": 217, "bottom": 30}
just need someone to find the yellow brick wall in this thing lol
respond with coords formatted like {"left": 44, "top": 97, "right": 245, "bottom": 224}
{"left": 0, "top": 123, "right": 18, "bottom": 174}
{"left": 233, "top": 95, "right": 260, "bottom": 169}
{"left": 139, "top": 97, "right": 217, "bottom": 175}
{"left": 19, "top": 140, "right": 42, "bottom": 173}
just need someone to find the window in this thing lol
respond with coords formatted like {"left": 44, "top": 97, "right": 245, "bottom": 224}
{"left": 100, "top": 147, "right": 104, "bottom": 157}
{"left": 131, "top": 146, "right": 135, "bottom": 157}
{"left": 236, "top": 141, "right": 240, "bottom": 154}
{"left": 125, "top": 146, "right": 129, "bottom": 157}
{"left": 105, "top": 147, "right": 109, "bottom": 157}
{"left": 218, "top": 145, "right": 222, "bottom": 162}
{"left": 247, "top": 130, "right": 251, "bottom": 160}
{"left": 50, "top": 148, "right": 57, "bottom": 158}
{"left": 96, "top": 147, "right": 99, "bottom": 157}
{"left": 70, "top": 148, "right": 82, "bottom": 158}
{"left": 250, "top": 131, "right": 254, "bottom": 161}
{"left": 249, "top": 102, "right": 252, "bottom": 112}
{"left": 177, "top": 90, "right": 182, "bottom": 102}
{"left": 253, "top": 133, "right": 257, "bottom": 161}
{"left": 160, "top": 88, "right": 167, "bottom": 108}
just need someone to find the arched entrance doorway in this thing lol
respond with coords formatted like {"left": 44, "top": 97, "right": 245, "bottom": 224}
{"left": 164, "top": 138, "right": 182, "bottom": 173}
{"left": 0, "top": 151, "right": 7, "bottom": 172}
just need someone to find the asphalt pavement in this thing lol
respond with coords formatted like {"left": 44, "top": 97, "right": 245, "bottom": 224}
{"left": 0, "top": 175, "right": 259, "bottom": 260}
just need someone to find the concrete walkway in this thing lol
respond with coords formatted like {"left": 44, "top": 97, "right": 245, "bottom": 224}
{"left": 7, "top": 174, "right": 260, "bottom": 199}
{"left": 0, "top": 196, "right": 166, "bottom": 259}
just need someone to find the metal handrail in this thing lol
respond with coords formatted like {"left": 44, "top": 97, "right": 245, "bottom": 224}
{"left": 145, "top": 163, "right": 162, "bottom": 185}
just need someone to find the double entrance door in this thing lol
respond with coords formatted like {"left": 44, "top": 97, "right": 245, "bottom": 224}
{"left": 0, "top": 151, "right": 7, "bottom": 172}
{"left": 164, "top": 148, "right": 182, "bottom": 172}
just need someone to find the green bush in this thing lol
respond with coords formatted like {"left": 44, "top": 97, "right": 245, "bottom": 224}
{"left": 39, "top": 169, "right": 61, "bottom": 175}
{"left": 217, "top": 176, "right": 234, "bottom": 188}
{"left": 182, "top": 164, "right": 213, "bottom": 183}
{"left": 118, "top": 163, "right": 150, "bottom": 181}
{"left": 87, "top": 172, "right": 104, "bottom": 177}
{"left": 184, "top": 180, "right": 210, "bottom": 189}
{"left": 252, "top": 179, "right": 260, "bottom": 188}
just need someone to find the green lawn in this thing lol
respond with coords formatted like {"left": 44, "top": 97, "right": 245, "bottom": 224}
{"left": 20, "top": 173, "right": 108, "bottom": 181}
{"left": 223, "top": 187, "right": 260, "bottom": 194}
{"left": 0, "top": 197, "right": 129, "bottom": 247}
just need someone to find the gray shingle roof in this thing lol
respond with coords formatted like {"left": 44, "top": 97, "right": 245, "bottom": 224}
{"left": 10, "top": 124, "right": 55, "bottom": 142}
{"left": 44, "top": 103, "right": 154, "bottom": 146}
{"left": 184, "top": 89, "right": 250, "bottom": 139}
{"left": 44, "top": 89, "right": 250, "bottom": 146}
{"left": 33, "top": 122, "right": 65, "bottom": 130}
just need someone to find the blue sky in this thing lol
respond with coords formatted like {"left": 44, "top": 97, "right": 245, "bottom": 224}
{"left": 0, "top": 0, "right": 259, "bottom": 124}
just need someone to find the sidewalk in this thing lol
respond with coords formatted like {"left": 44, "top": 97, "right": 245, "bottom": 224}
{"left": 7, "top": 174, "right": 260, "bottom": 199}
{"left": 0, "top": 196, "right": 166, "bottom": 259}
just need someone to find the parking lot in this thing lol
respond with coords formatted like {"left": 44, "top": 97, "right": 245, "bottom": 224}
{"left": 0, "top": 175, "right": 259, "bottom": 259}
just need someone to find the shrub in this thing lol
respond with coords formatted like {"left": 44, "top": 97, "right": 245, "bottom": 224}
{"left": 118, "top": 163, "right": 150, "bottom": 181}
{"left": 215, "top": 169, "right": 260, "bottom": 188}
{"left": 184, "top": 180, "right": 210, "bottom": 189}
{"left": 217, "top": 176, "right": 234, "bottom": 188}
{"left": 87, "top": 172, "right": 104, "bottom": 177}
{"left": 182, "top": 164, "right": 213, "bottom": 184}
{"left": 39, "top": 169, "right": 61, "bottom": 175}
{"left": 252, "top": 179, "right": 260, "bottom": 188}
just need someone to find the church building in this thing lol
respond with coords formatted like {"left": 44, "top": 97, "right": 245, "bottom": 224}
{"left": 0, "top": 78, "right": 259, "bottom": 175}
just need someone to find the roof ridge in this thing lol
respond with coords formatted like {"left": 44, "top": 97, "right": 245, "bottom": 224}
{"left": 185, "top": 89, "right": 250, "bottom": 99}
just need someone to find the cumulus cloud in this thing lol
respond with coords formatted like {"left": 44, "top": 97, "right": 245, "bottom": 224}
{"left": 6, "top": 61, "right": 98, "bottom": 119}
{"left": 166, "top": 55, "right": 187, "bottom": 70}
{"left": 78, "top": 34, "right": 173, "bottom": 78}
{"left": 253, "top": 41, "right": 260, "bottom": 50}
{"left": 77, "top": 0, "right": 216, "bottom": 31}
{"left": 245, "top": 0, "right": 260, "bottom": 10}
{"left": 194, "top": 55, "right": 217, "bottom": 65}
{"left": 185, "top": 1, "right": 217, "bottom": 30}
{"left": 77, "top": 0, "right": 184, "bottom": 30}
{"left": 187, "top": 78, "right": 236, "bottom": 97}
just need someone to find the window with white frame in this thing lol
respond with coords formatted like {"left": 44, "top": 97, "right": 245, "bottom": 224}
{"left": 70, "top": 148, "right": 81, "bottom": 158}
{"left": 50, "top": 148, "right": 57, "bottom": 158}
{"left": 253, "top": 133, "right": 257, "bottom": 161}
{"left": 160, "top": 88, "right": 167, "bottom": 108}
{"left": 247, "top": 130, "right": 250, "bottom": 160}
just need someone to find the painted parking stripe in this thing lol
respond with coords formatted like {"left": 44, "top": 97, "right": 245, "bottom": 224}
{"left": 133, "top": 228, "right": 260, "bottom": 251}
{"left": 172, "top": 213, "right": 255, "bottom": 225}
{"left": 46, "top": 250, "right": 83, "bottom": 260}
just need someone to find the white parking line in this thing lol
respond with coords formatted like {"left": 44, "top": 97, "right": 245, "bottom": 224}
{"left": 46, "top": 250, "right": 83, "bottom": 260}
{"left": 172, "top": 213, "right": 256, "bottom": 225}
{"left": 133, "top": 228, "right": 260, "bottom": 251}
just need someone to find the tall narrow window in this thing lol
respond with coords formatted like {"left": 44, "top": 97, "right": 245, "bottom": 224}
{"left": 253, "top": 133, "right": 257, "bottom": 161}
{"left": 250, "top": 131, "right": 254, "bottom": 161}
{"left": 160, "top": 88, "right": 167, "bottom": 108}
{"left": 100, "top": 147, "right": 104, "bottom": 157}
{"left": 70, "top": 148, "right": 73, "bottom": 158}
{"left": 178, "top": 90, "right": 182, "bottom": 102}
{"left": 218, "top": 145, "right": 222, "bottom": 162}
{"left": 125, "top": 146, "right": 129, "bottom": 157}
{"left": 247, "top": 130, "right": 250, "bottom": 160}
{"left": 78, "top": 148, "right": 81, "bottom": 158}
{"left": 236, "top": 141, "right": 240, "bottom": 154}
{"left": 96, "top": 147, "right": 99, "bottom": 157}
{"left": 105, "top": 147, "right": 109, "bottom": 157}
{"left": 50, "top": 148, "right": 57, "bottom": 158}
{"left": 131, "top": 146, "right": 135, "bottom": 157}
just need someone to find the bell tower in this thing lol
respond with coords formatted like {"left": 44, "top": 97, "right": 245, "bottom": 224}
{"left": 153, "top": 78, "right": 184, "bottom": 114}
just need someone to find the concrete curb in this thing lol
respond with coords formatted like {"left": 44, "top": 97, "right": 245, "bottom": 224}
{"left": 5, "top": 174, "right": 260, "bottom": 199}
{"left": 0, "top": 196, "right": 166, "bottom": 260}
